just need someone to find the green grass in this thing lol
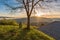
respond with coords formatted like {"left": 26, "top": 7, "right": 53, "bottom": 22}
{"left": 0, "top": 25, "right": 55, "bottom": 40}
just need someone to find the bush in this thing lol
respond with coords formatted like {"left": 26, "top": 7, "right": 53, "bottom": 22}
{"left": 0, "top": 19, "right": 18, "bottom": 26}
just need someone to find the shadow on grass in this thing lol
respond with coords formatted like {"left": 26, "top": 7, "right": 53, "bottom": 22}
{"left": 17, "top": 28, "right": 30, "bottom": 40}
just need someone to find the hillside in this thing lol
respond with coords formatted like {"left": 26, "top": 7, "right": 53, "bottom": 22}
{"left": 39, "top": 21, "right": 60, "bottom": 40}
{"left": 0, "top": 25, "right": 55, "bottom": 40}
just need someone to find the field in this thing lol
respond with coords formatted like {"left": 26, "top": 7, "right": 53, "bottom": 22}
{"left": 0, "top": 25, "right": 55, "bottom": 40}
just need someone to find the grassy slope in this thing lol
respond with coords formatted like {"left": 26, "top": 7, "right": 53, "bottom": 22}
{"left": 0, "top": 25, "right": 55, "bottom": 40}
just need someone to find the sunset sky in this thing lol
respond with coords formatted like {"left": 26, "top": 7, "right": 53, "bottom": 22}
{"left": 0, "top": 0, "right": 60, "bottom": 18}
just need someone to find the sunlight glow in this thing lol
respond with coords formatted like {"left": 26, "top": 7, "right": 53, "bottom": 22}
{"left": 35, "top": 13, "right": 41, "bottom": 17}
{"left": 35, "top": 11, "right": 43, "bottom": 17}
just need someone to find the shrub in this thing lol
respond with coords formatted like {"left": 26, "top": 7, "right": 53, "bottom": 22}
{"left": 0, "top": 19, "right": 18, "bottom": 26}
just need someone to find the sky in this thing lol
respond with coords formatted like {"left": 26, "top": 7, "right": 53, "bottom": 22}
{"left": 0, "top": 0, "right": 60, "bottom": 18}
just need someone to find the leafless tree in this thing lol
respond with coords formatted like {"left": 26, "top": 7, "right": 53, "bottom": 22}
{"left": 22, "top": 0, "right": 44, "bottom": 29}
{"left": 4, "top": 0, "right": 44, "bottom": 29}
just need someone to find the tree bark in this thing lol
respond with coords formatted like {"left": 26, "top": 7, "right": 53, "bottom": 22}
{"left": 27, "top": 15, "right": 30, "bottom": 29}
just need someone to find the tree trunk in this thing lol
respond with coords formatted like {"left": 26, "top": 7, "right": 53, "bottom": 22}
{"left": 27, "top": 15, "right": 30, "bottom": 29}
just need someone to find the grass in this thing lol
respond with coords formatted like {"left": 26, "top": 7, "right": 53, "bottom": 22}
{"left": 0, "top": 25, "right": 55, "bottom": 40}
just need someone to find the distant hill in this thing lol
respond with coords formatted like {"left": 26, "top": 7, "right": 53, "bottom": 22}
{"left": 39, "top": 21, "right": 60, "bottom": 40}
{"left": 0, "top": 16, "right": 14, "bottom": 18}
{"left": 14, "top": 17, "right": 53, "bottom": 23}
{"left": 0, "top": 16, "right": 60, "bottom": 23}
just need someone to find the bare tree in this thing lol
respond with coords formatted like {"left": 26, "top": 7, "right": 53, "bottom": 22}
{"left": 22, "top": 0, "right": 44, "bottom": 29}
{"left": 4, "top": 0, "right": 44, "bottom": 29}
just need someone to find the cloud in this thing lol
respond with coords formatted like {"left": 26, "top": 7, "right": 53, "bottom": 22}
{"left": 0, "top": 0, "right": 60, "bottom": 18}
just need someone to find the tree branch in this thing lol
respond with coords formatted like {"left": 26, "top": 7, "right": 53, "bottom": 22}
{"left": 29, "top": 0, "right": 34, "bottom": 16}
{"left": 23, "top": 0, "right": 28, "bottom": 15}
{"left": 4, "top": 2, "right": 23, "bottom": 10}
{"left": 38, "top": 3, "right": 45, "bottom": 9}
{"left": 34, "top": 0, "right": 43, "bottom": 6}
{"left": 29, "top": 0, "right": 43, "bottom": 16}
{"left": 26, "top": 0, "right": 30, "bottom": 16}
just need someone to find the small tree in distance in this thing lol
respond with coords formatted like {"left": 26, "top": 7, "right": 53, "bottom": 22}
{"left": 4, "top": 0, "right": 44, "bottom": 29}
